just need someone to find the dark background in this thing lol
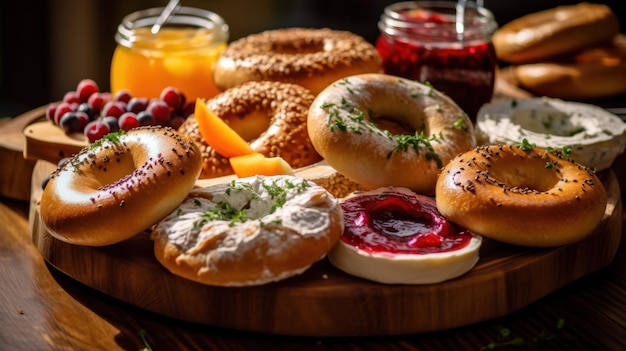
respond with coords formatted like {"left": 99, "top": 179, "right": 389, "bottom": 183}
{"left": 0, "top": 0, "right": 623, "bottom": 118}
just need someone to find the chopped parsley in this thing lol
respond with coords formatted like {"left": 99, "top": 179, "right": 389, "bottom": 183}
{"left": 320, "top": 100, "right": 365, "bottom": 133}
{"left": 387, "top": 131, "right": 443, "bottom": 168}
{"left": 90, "top": 130, "right": 126, "bottom": 149}
{"left": 566, "top": 127, "right": 586, "bottom": 136}
{"left": 560, "top": 145, "right": 572, "bottom": 159}
{"left": 192, "top": 178, "right": 310, "bottom": 228}
{"left": 424, "top": 81, "right": 435, "bottom": 96}
{"left": 448, "top": 117, "right": 470, "bottom": 132}
{"left": 195, "top": 201, "right": 247, "bottom": 228}
{"left": 515, "top": 138, "right": 536, "bottom": 151}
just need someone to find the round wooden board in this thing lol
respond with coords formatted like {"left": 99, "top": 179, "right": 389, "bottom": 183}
{"left": 29, "top": 160, "right": 622, "bottom": 337}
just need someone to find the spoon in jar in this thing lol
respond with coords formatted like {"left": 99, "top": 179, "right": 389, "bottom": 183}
{"left": 455, "top": 0, "right": 468, "bottom": 38}
{"left": 151, "top": 0, "right": 181, "bottom": 34}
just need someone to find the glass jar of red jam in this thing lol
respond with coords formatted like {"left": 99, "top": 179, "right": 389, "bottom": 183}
{"left": 376, "top": 1, "right": 498, "bottom": 121}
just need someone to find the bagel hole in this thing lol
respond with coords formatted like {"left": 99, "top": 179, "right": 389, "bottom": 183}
{"left": 375, "top": 117, "right": 415, "bottom": 135}
{"left": 225, "top": 111, "right": 271, "bottom": 141}
{"left": 92, "top": 152, "right": 137, "bottom": 188}
{"left": 489, "top": 159, "right": 560, "bottom": 192}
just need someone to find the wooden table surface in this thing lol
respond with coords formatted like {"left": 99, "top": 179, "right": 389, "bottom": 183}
{"left": 1, "top": 188, "right": 625, "bottom": 351}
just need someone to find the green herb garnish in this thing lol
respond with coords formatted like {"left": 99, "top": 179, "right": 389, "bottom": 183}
{"left": 321, "top": 100, "right": 365, "bottom": 133}
{"left": 387, "top": 131, "right": 443, "bottom": 168}
{"left": 449, "top": 117, "right": 469, "bottom": 132}
{"left": 90, "top": 130, "right": 126, "bottom": 149}
{"left": 480, "top": 318, "right": 565, "bottom": 350}
{"left": 566, "top": 127, "right": 586, "bottom": 136}
{"left": 192, "top": 179, "right": 310, "bottom": 228}
{"left": 560, "top": 145, "right": 572, "bottom": 159}
{"left": 196, "top": 201, "right": 247, "bottom": 228}
{"left": 515, "top": 138, "right": 536, "bottom": 151}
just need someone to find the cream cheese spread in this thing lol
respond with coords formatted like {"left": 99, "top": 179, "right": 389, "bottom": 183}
{"left": 476, "top": 97, "right": 626, "bottom": 170}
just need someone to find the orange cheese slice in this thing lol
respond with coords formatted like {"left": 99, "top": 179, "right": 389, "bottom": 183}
{"left": 230, "top": 153, "right": 294, "bottom": 178}
{"left": 193, "top": 98, "right": 254, "bottom": 158}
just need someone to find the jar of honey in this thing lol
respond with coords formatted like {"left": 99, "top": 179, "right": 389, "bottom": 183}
{"left": 110, "top": 6, "right": 229, "bottom": 102}
{"left": 376, "top": 1, "right": 498, "bottom": 121}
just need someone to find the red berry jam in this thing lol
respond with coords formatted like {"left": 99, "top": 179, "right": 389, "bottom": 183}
{"left": 376, "top": 3, "right": 498, "bottom": 121}
{"left": 340, "top": 192, "right": 473, "bottom": 255}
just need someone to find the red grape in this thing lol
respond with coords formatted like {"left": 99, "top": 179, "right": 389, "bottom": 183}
{"left": 127, "top": 97, "right": 148, "bottom": 114}
{"left": 160, "top": 86, "right": 185, "bottom": 110}
{"left": 147, "top": 100, "right": 171, "bottom": 124}
{"left": 53, "top": 102, "right": 77, "bottom": 125}
{"left": 84, "top": 120, "right": 110, "bottom": 143}
{"left": 101, "top": 101, "right": 127, "bottom": 118}
{"left": 63, "top": 91, "right": 81, "bottom": 104}
{"left": 88, "top": 92, "right": 111, "bottom": 113}
{"left": 48, "top": 79, "right": 190, "bottom": 137}
{"left": 114, "top": 89, "right": 132, "bottom": 103}
{"left": 118, "top": 112, "right": 140, "bottom": 131}
{"left": 181, "top": 101, "right": 196, "bottom": 117}
{"left": 59, "top": 111, "right": 89, "bottom": 133}
{"left": 167, "top": 115, "right": 186, "bottom": 130}
{"left": 76, "top": 79, "right": 99, "bottom": 102}
{"left": 45, "top": 103, "right": 58, "bottom": 122}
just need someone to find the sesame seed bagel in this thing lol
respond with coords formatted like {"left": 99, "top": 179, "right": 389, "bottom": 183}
{"left": 436, "top": 145, "right": 608, "bottom": 247}
{"left": 307, "top": 73, "right": 476, "bottom": 196}
{"left": 39, "top": 127, "right": 203, "bottom": 246}
{"left": 179, "top": 81, "right": 322, "bottom": 179}
{"left": 151, "top": 175, "right": 344, "bottom": 286}
{"left": 213, "top": 28, "right": 383, "bottom": 94}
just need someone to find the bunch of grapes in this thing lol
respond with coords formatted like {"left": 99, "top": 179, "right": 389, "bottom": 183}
{"left": 45, "top": 79, "right": 194, "bottom": 143}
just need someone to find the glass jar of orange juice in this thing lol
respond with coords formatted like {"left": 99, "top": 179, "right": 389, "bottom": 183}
{"left": 110, "top": 6, "right": 229, "bottom": 102}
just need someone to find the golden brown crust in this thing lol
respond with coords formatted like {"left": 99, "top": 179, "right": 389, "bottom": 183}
{"left": 307, "top": 73, "right": 476, "bottom": 196}
{"left": 513, "top": 34, "right": 626, "bottom": 99}
{"left": 179, "top": 81, "right": 322, "bottom": 179}
{"left": 151, "top": 175, "right": 344, "bottom": 286}
{"left": 493, "top": 3, "right": 619, "bottom": 64}
{"left": 39, "top": 126, "right": 203, "bottom": 246}
{"left": 213, "top": 28, "right": 383, "bottom": 94}
{"left": 435, "top": 145, "right": 608, "bottom": 247}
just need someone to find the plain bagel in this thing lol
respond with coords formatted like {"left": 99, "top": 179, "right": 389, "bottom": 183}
{"left": 493, "top": 2, "right": 619, "bottom": 64}
{"left": 513, "top": 34, "right": 626, "bottom": 99}
{"left": 307, "top": 73, "right": 475, "bottom": 195}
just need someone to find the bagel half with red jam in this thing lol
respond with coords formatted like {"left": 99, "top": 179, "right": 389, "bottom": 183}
{"left": 328, "top": 187, "right": 482, "bottom": 284}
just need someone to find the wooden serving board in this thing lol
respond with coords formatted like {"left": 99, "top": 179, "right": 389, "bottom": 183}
{"left": 0, "top": 107, "right": 44, "bottom": 200}
{"left": 23, "top": 119, "right": 88, "bottom": 165}
{"left": 29, "top": 160, "right": 623, "bottom": 337}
